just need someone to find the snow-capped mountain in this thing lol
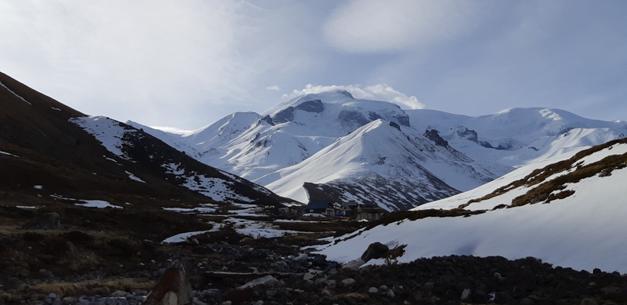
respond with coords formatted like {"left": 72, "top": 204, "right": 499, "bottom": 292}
{"left": 259, "top": 119, "right": 493, "bottom": 211}
{"left": 132, "top": 90, "right": 500, "bottom": 210}
{"left": 132, "top": 88, "right": 627, "bottom": 210}
{"left": 0, "top": 72, "right": 292, "bottom": 209}
{"left": 316, "top": 138, "right": 627, "bottom": 272}
{"left": 408, "top": 108, "right": 627, "bottom": 173}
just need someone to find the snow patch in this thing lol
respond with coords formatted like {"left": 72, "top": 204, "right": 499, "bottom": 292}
{"left": 162, "top": 204, "right": 218, "bottom": 214}
{"left": 0, "top": 150, "right": 19, "bottom": 158}
{"left": 16, "top": 205, "right": 38, "bottom": 209}
{"left": 75, "top": 200, "right": 123, "bottom": 209}
{"left": 224, "top": 217, "right": 302, "bottom": 239}
{"left": 0, "top": 80, "right": 31, "bottom": 105}
{"left": 125, "top": 171, "right": 145, "bottom": 183}
{"left": 70, "top": 116, "right": 133, "bottom": 159}
{"left": 162, "top": 230, "right": 211, "bottom": 244}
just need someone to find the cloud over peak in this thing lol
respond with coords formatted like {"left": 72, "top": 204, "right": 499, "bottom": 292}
{"left": 285, "top": 84, "right": 426, "bottom": 110}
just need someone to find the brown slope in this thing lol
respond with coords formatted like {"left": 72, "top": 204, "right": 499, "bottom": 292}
{"left": 0, "top": 72, "right": 294, "bottom": 209}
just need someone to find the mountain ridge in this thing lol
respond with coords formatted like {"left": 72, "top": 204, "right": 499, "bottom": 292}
{"left": 132, "top": 89, "right": 627, "bottom": 210}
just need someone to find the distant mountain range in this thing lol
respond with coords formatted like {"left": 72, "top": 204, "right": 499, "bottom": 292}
{"left": 130, "top": 89, "right": 627, "bottom": 210}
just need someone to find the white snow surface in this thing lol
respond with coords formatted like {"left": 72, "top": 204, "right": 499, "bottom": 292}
{"left": 162, "top": 163, "right": 254, "bottom": 203}
{"left": 162, "top": 203, "right": 218, "bottom": 214}
{"left": 262, "top": 119, "right": 493, "bottom": 208}
{"left": 408, "top": 108, "right": 626, "bottom": 170}
{"left": 577, "top": 143, "right": 627, "bottom": 167}
{"left": 75, "top": 200, "right": 123, "bottom": 209}
{"left": 0, "top": 150, "right": 20, "bottom": 158}
{"left": 224, "top": 217, "right": 302, "bottom": 239}
{"left": 70, "top": 116, "right": 133, "bottom": 159}
{"left": 162, "top": 230, "right": 212, "bottom": 244}
{"left": 317, "top": 145, "right": 627, "bottom": 273}
{"left": 125, "top": 171, "right": 146, "bottom": 183}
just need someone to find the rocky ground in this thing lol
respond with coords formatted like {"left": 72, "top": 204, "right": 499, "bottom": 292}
{"left": 2, "top": 204, "right": 627, "bottom": 305}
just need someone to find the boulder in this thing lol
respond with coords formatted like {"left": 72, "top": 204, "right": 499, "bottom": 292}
{"left": 238, "top": 275, "right": 280, "bottom": 290}
{"left": 341, "top": 278, "right": 356, "bottom": 286}
{"left": 143, "top": 263, "right": 192, "bottom": 305}
{"left": 360, "top": 242, "right": 389, "bottom": 262}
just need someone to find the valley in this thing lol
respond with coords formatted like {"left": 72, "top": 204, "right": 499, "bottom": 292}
{"left": 2, "top": 71, "right": 627, "bottom": 305}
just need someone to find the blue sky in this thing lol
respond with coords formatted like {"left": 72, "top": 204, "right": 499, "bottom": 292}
{"left": 1, "top": 0, "right": 626, "bottom": 128}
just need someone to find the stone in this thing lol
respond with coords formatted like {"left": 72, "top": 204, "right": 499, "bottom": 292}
{"left": 424, "top": 282, "right": 434, "bottom": 290}
{"left": 580, "top": 298, "right": 598, "bottom": 305}
{"left": 192, "top": 298, "right": 208, "bottom": 305}
{"left": 111, "top": 291, "right": 127, "bottom": 298}
{"left": 303, "top": 272, "right": 316, "bottom": 281}
{"left": 601, "top": 286, "right": 621, "bottom": 296}
{"left": 494, "top": 272, "right": 504, "bottom": 281}
{"left": 368, "top": 287, "right": 378, "bottom": 294}
{"left": 325, "top": 280, "right": 337, "bottom": 288}
{"left": 361, "top": 242, "right": 389, "bottom": 262}
{"left": 520, "top": 297, "right": 534, "bottom": 305}
{"left": 460, "top": 288, "right": 471, "bottom": 300}
{"left": 342, "top": 258, "right": 365, "bottom": 270}
{"left": 162, "top": 292, "right": 178, "bottom": 305}
{"left": 78, "top": 298, "right": 90, "bottom": 305}
{"left": 143, "top": 263, "right": 193, "bottom": 305}
{"left": 238, "top": 275, "right": 280, "bottom": 289}
{"left": 341, "top": 278, "right": 356, "bottom": 286}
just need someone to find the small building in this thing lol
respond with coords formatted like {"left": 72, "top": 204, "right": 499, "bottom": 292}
{"left": 354, "top": 206, "right": 386, "bottom": 222}
{"left": 305, "top": 200, "right": 329, "bottom": 214}
{"left": 325, "top": 202, "right": 352, "bottom": 217}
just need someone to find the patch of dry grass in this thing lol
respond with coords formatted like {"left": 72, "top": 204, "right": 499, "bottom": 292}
{"left": 30, "top": 277, "right": 155, "bottom": 296}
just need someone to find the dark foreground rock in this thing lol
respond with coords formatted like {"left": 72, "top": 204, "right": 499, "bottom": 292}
{"left": 204, "top": 256, "right": 627, "bottom": 305}
{"left": 143, "top": 264, "right": 192, "bottom": 305}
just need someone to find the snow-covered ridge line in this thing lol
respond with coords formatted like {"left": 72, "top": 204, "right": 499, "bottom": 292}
{"left": 70, "top": 116, "right": 135, "bottom": 159}
{"left": 317, "top": 139, "right": 627, "bottom": 273}
{"left": 0, "top": 80, "right": 31, "bottom": 105}
{"left": 162, "top": 162, "right": 254, "bottom": 203}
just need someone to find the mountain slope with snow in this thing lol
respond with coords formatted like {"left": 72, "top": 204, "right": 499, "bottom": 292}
{"left": 132, "top": 88, "right": 627, "bottom": 210}
{"left": 316, "top": 138, "right": 627, "bottom": 272}
{"left": 408, "top": 108, "right": 627, "bottom": 172}
{"left": 260, "top": 119, "right": 493, "bottom": 210}
{"left": 0, "top": 72, "right": 293, "bottom": 210}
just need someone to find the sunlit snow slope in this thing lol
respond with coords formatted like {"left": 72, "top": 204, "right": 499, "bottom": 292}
{"left": 316, "top": 138, "right": 627, "bottom": 272}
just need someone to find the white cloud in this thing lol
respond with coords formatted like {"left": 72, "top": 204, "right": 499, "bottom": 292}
{"left": 266, "top": 85, "right": 281, "bottom": 91}
{"left": 323, "top": 0, "right": 480, "bottom": 53}
{"left": 286, "top": 84, "right": 425, "bottom": 110}
{"left": 0, "top": 0, "right": 324, "bottom": 128}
